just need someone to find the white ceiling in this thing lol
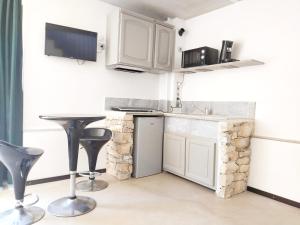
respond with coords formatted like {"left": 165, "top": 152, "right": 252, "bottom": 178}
{"left": 100, "top": 0, "right": 239, "bottom": 20}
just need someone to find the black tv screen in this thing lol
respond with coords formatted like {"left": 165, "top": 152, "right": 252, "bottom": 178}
{"left": 45, "top": 23, "right": 97, "bottom": 62}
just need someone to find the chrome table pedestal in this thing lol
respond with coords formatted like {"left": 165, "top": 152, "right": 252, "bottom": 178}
{"left": 47, "top": 171, "right": 96, "bottom": 217}
{"left": 47, "top": 197, "right": 96, "bottom": 217}
{"left": 39, "top": 115, "right": 106, "bottom": 217}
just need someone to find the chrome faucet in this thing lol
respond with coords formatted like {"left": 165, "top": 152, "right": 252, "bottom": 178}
{"left": 192, "top": 104, "right": 211, "bottom": 115}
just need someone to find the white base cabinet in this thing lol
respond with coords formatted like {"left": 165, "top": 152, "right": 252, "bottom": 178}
{"left": 163, "top": 133, "right": 216, "bottom": 189}
{"left": 185, "top": 137, "right": 216, "bottom": 187}
{"left": 163, "top": 133, "right": 185, "bottom": 176}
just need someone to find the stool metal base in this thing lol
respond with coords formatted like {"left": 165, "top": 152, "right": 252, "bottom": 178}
{"left": 47, "top": 196, "right": 96, "bottom": 217}
{"left": 0, "top": 206, "right": 45, "bottom": 225}
{"left": 76, "top": 180, "right": 109, "bottom": 192}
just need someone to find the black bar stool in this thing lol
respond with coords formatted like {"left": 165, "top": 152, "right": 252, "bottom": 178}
{"left": 77, "top": 128, "right": 112, "bottom": 192}
{"left": 0, "top": 141, "right": 44, "bottom": 225}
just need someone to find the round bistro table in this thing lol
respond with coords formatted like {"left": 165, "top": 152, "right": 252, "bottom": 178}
{"left": 39, "top": 114, "right": 106, "bottom": 217}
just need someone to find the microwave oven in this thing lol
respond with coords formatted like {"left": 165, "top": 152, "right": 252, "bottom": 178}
{"left": 182, "top": 46, "right": 219, "bottom": 68}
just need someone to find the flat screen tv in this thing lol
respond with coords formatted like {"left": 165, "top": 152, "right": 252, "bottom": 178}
{"left": 45, "top": 23, "right": 97, "bottom": 62}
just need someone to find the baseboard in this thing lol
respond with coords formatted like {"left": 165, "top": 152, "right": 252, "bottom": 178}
{"left": 247, "top": 186, "right": 300, "bottom": 208}
{"left": 26, "top": 169, "right": 106, "bottom": 186}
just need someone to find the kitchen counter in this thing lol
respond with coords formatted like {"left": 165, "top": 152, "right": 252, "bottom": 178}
{"left": 105, "top": 110, "right": 164, "bottom": 118}
{"left": 164, "top": 113, "right": 253, "bottom": 122}
{"left": 106, "top": 110, "right": 253, "bottom": 122}
{"left": 105, "top": 110, "right": 255, "bottom": 199}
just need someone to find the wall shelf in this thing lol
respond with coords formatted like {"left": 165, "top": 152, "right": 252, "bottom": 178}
{"left": 173, "top": 59, "right": 264, "bottom": 74}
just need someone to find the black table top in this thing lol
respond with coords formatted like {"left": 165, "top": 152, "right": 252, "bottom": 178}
{"left": 39, "top": 114, "right": 106, "bottom": 121}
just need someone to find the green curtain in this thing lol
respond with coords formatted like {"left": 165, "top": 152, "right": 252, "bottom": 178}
{"left": 0, "top": 0, "right": 23, "bottom": 187}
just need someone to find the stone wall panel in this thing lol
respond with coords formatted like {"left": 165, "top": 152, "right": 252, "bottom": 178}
{"left": 105, "top": 113, "right": 134, "bottom": 180}
{"left": 216, "top": 120, "right": 254, "bottom": 198}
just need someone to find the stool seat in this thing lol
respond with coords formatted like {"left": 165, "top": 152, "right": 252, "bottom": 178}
{"left": 0, "top": 141, "right": 45, "bottom": 225}
{"left": 18, "top": 147, "right": 44, "bottom": 156}
{"left": 77, "top": 128, "right": 112, "bottom": 192}
{"left": 81, "top": 128, "right": 106, "bottom": 139}
{"left": 1, "top": 141, "right": 44, "bottom": 156}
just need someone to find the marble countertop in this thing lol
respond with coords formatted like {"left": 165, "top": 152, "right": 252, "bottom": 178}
{"left": 164, "top": 113, "right": 228, "bottom": 121}
{"left": 105, "top": 110, "right": 164, "bottom": 117}
{"left": 164, "top": 113, "right": 254, "bottom": 122}
{"left": 106, "top": 111, "right": 253, "bottom": 122}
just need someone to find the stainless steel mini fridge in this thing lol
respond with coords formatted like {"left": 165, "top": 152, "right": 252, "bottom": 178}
{"left": 133, "top": 116, "right": 164, "bottom": 178}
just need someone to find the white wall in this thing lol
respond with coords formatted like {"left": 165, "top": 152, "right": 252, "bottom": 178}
{"left": 158, "top": 18, "right": 185, "bottom": 105}
{"left": 179, "top": 0, "right": 300, "bottom": 202}
{"left": 22, "top": 0, "right": 160, "bottom": 180}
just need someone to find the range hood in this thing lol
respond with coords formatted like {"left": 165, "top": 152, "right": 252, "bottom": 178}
{"left": 107, "top": 64, "right": 146, "bottom": 73}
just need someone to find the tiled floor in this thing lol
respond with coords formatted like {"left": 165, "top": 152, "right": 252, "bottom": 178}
{"left": 0, "top": 172, "right": 299, "bottom": 225}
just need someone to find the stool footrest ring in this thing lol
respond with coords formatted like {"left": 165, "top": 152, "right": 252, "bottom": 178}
{"left": 17, "top": 193, "right": 39, "bottom": 207}
{"left": 79, "top": 171, "right": 101, "bottom": 178}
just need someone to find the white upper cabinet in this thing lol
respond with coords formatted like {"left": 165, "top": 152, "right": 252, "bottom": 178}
{"left": 119, "top": 13, "right": 154, "bottom": 69}
{"left": 106, "top": 8, "right": 174, "bottom": 73}
{"left": 154, "top": 24, "right": 175, "bottom": 71}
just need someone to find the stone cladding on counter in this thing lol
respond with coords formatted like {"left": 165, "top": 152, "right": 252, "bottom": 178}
{"left": 216, "top": 120, "right": 254, "bottom": 198}
{"left": 105, "top": 113, "right": 134, "bottom": 180}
